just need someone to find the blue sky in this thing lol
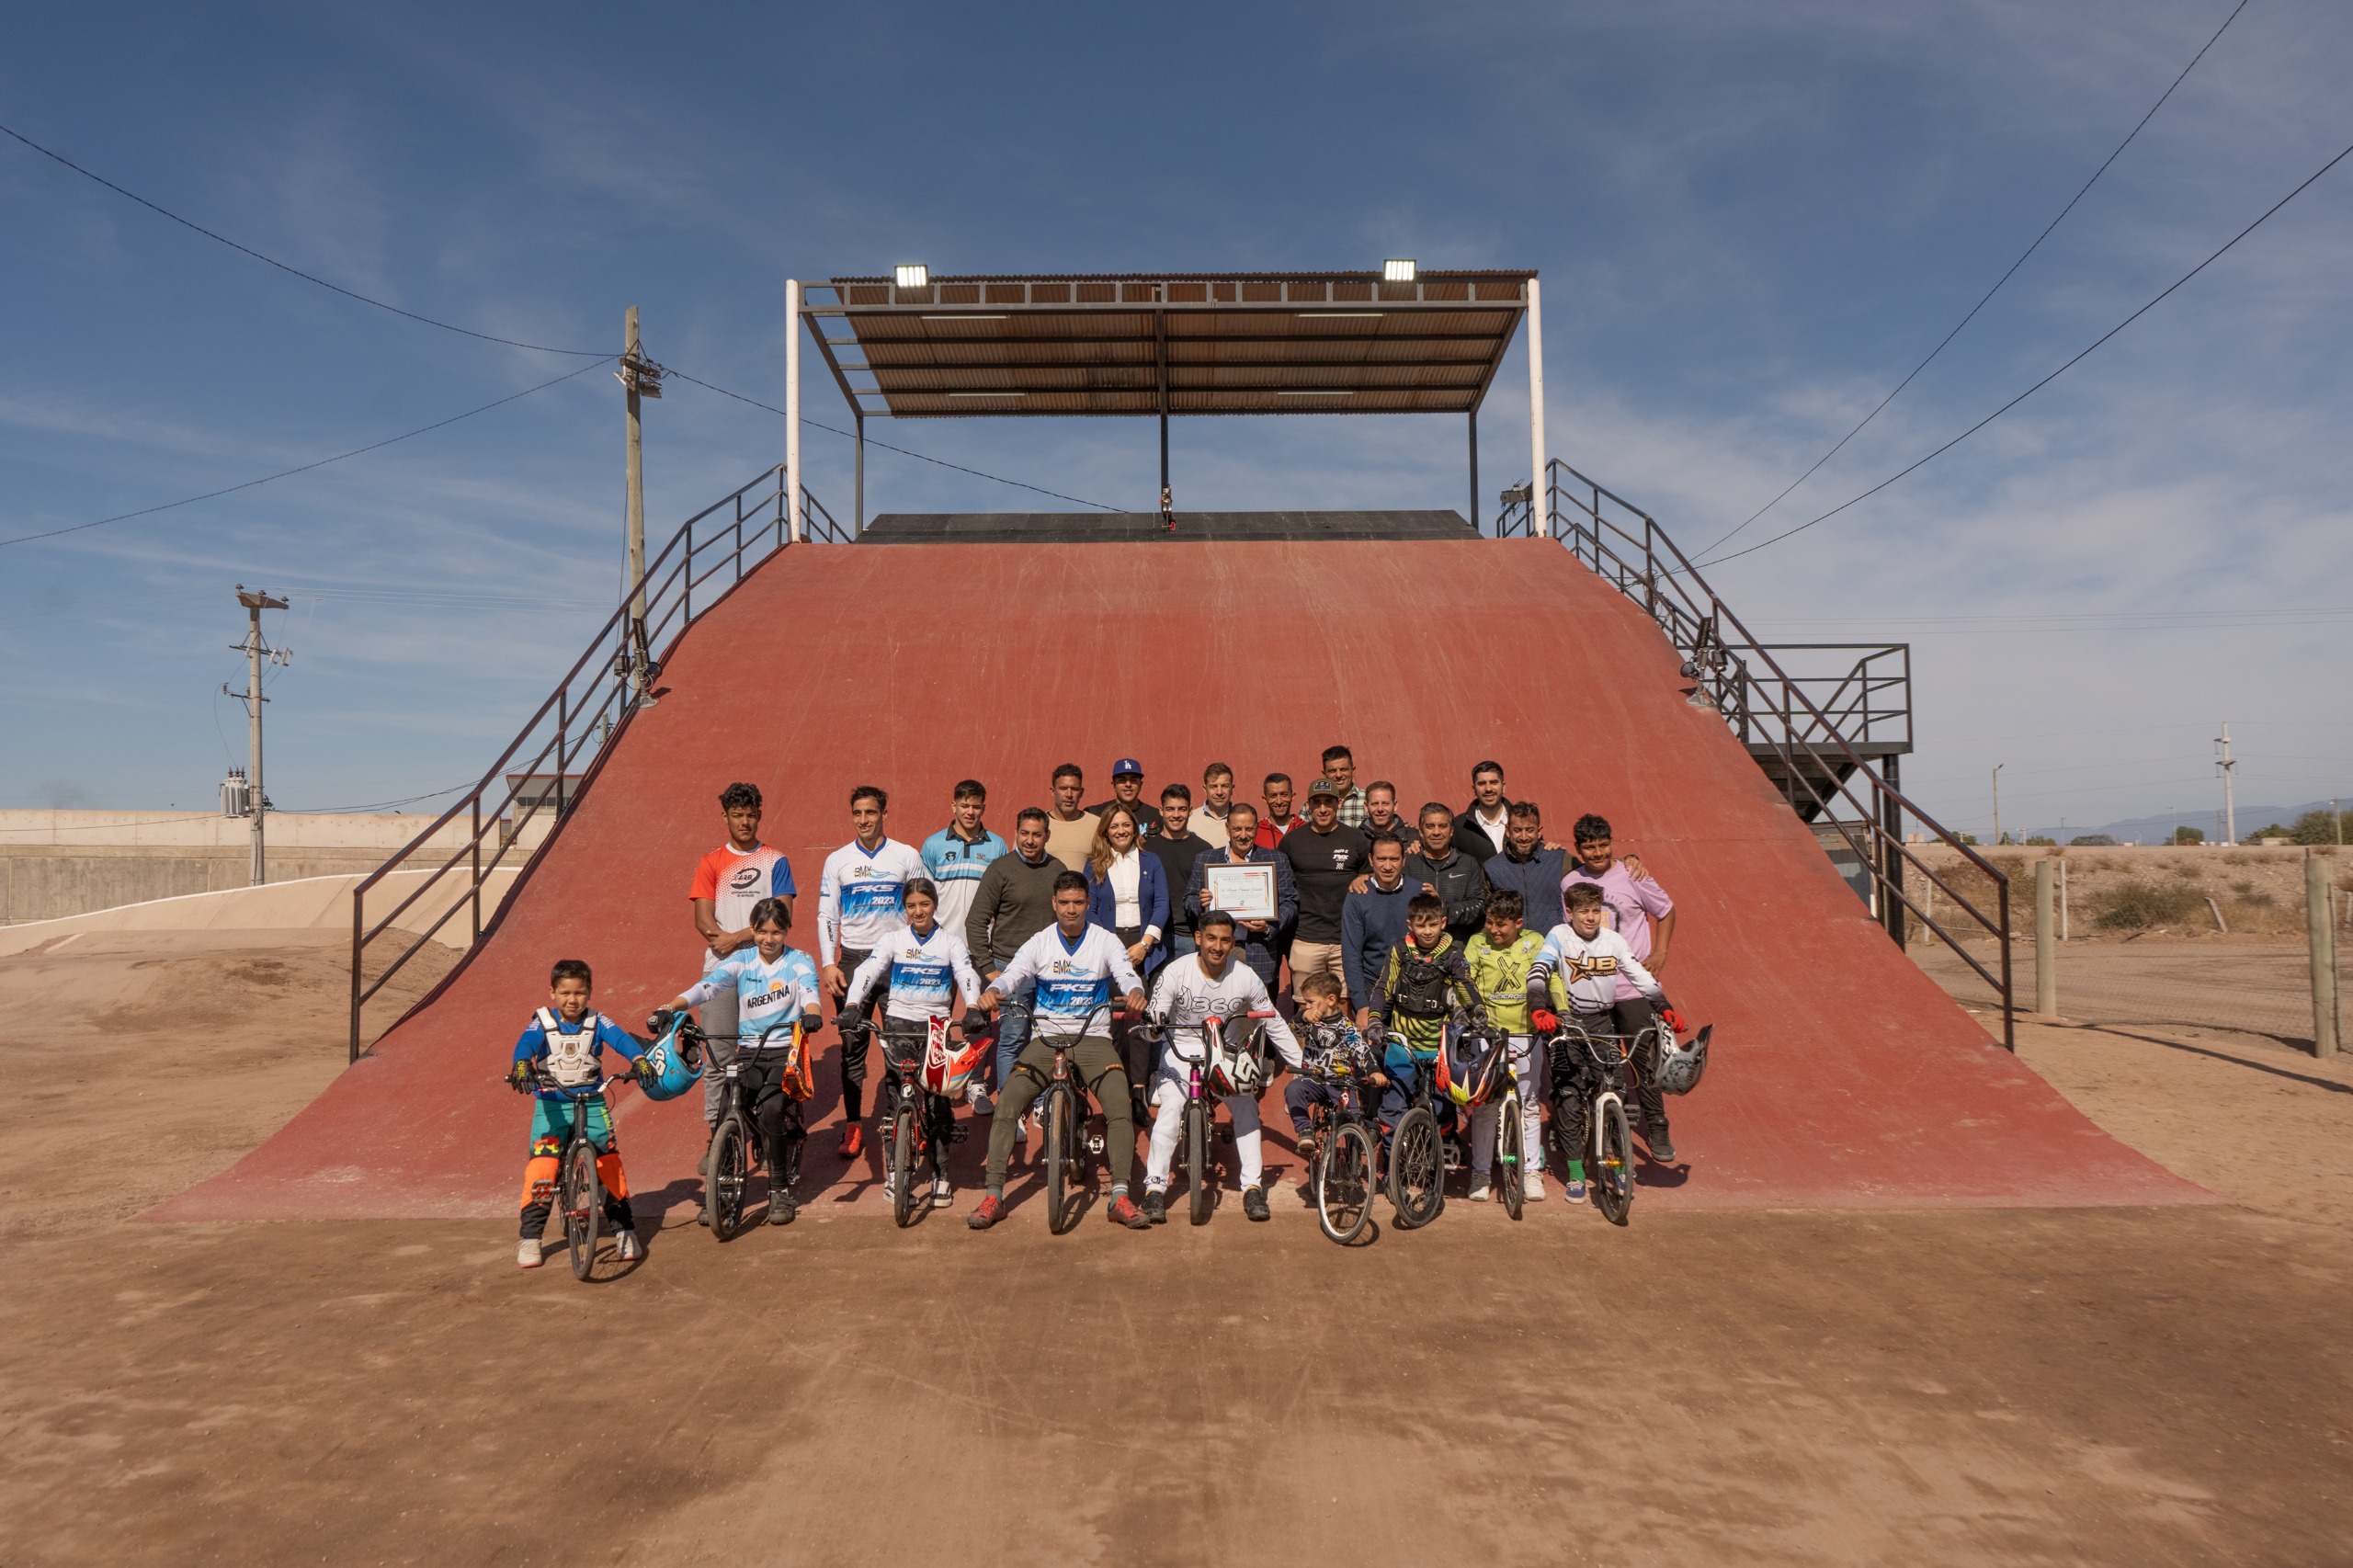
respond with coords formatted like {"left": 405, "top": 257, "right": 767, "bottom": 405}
{"left": 3, "top": 0, "right": 2347, "bottom": 839}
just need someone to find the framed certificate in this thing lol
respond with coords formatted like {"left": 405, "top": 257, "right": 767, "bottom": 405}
{"left": 1205, "top": 862, "right": 1279, "bottom": 923}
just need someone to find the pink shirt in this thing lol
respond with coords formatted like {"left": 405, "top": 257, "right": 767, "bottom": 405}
{"left": 1560, "top": 861, "right": 1673, "bottom": 1000}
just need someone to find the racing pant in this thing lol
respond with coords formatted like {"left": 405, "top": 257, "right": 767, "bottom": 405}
{"left": 983, "top": 1030, "right": 1134, "bottom": 1193}
{"left": 1552, "top": 1001, "right": 1666, "bottom": 1165}
{"left": 1469, "top": 1033, "right": 1544, "bottom": 1176}
{"left": 1608, "top": 996, "right": 1671, "bottom": 1141}
{"left": 1144, "top": 1072, "right": 1265, "bottom": 1192}
{"left": 832, "top": 947, "right": 880, "bottom": 1120}
{"left": 1375, "top": 1058, "right": 1457, "bottom": 1149}
{"left": 1285, "top": 1075, "right": 1346, "bottom": 1140}
{"left": 736, "top": 1051, "right": 809, "bottom": 1192}
{"left": 519, "top": 1097, "right": 633, "bottom": 1238}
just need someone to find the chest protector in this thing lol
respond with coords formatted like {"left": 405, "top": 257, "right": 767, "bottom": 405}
{"left": 537, "top": 1009, "right": 604, "bottom": 1087}
{"left": 1392, "top": 949, "right": 1458, "bottom": 1020}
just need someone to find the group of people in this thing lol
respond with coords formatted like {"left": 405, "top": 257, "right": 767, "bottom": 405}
{"left": 506, "top": 750, "right": 1688, "bottom": 1263}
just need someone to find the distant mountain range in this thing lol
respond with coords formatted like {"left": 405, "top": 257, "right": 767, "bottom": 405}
{"left": 2022, "top": 796, "right": 2349, "bottom": 845}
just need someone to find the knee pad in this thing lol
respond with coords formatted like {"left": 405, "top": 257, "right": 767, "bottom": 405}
{"left": 519, "top": 1154, "right": 559, "bottom": 1210}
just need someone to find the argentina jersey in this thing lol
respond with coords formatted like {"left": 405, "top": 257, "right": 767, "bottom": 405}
{"left": 689, "top": 947, "right": 821, "bottom": 1047}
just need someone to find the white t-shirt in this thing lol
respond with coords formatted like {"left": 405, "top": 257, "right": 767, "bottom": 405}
{"left": 1146, "top": 955, "right": 1302, "bottom": 1069}
{"left": 816, "top": 836, "right": 926, "bottom": 963}
{"left": 1530, "top": 924, "right": 1663, "bottom": 1014}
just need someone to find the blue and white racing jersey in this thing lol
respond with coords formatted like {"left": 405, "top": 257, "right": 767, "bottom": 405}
{"left": 680, "top": 946, "right": 823, "bottom": 1049}
{"left": 817, "top": 836, "right": 926, "bottom": 964}
{"left": 990, "top": 924, "right": 1143, "bottom": 1034}
{"left": 920, "top": 825, "right": 1008, "bottom": 936}
{"left": 844, "top": 922, "right": 983, "bottom": 1023}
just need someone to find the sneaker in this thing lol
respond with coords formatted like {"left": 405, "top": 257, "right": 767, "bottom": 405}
{"left": 838, "top": 1123, "right": 865, "bottom": 1160}
{"left": 1646, "top": 1128, "right": 1677, "bottom": 1163}
{"left": 767, "top": 1189, "right": 798, "bottom": 1225}
{"left": 1469, "top": 1178, "right": 1492, "bottom": 1203}
{"left": 1564, "top": 1177, "right": 1587, "bottom": 1202}
{"left": 967, "top": 1193, "right": 1005, "bottom": 1231}
{"left": 616, "top": 1231, "right": 644, "bottom": 1262}
{"left": 1295, "top": 1131, "right": 1319, "bottom": 1165}
{"left": 1523, "top": 1168, "right": 1547, "bottom": 1202}
{"left": 516, "top": 1239, "right": 543, "bottom": 1268}
{"left": 969, "top": 1086, "right": 995, "bottom": 1116}
{"left": 931, "top": 1176, "right": 952, "bottom": 1207}
{"left": 1108, "top": 1194, "right": 1152, "bottom": 1230}
{"left": 1142, "top": 1189, "right": 1168, "bottom": 1224}
{"left": 697, "top": 1147, "right": 712, "bottom": 1176}
{"left": 1242, "top": 1185, "right": 1270, "bottom": 1222}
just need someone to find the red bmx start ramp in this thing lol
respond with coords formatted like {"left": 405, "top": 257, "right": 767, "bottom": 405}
{"left": 155, "top": 538, "right": 2204, "bottom": 1221}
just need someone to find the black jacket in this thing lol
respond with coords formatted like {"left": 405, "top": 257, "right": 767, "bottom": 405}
{"left": 1456, "top": 801, "right": 1515, "bottom": 860}
{"left": 1142, "top": 826, "right": 1215, "bottom": 937}
{"left": 1404, "top": 845, "right": 1492, "bottom": 939}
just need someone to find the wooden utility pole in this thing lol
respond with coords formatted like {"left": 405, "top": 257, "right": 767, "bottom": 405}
{"left": 225, "top": 586, "right": 289, "bottom": 886}
{"left": 617, "top": 308, "right": 662, "bottom": 703}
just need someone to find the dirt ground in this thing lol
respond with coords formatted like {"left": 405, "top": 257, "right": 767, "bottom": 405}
{"left": 1913, "top": 931, "right": 2347, "bottom": 1047}
{"left": 3, "top": 935, "right": 2350, "bottom": 1566}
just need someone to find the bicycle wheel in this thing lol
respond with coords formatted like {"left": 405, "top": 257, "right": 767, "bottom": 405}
{"left": 561, "top": 1135, "right": 600, "bottom": 1280}
{"left": 1594, "top": 1097, "right": 1636, "bottom": 1226}
{"left": 705, "top": 1116, "right": 749, "bottom": 1240}
{"left": 1497, "top": 1089, "right": 1526, "bottom": 1221}
{"left": 1317, "top": 1121, "right": 1375, "bottom": 1244}
{"left": 1388, "top": 1107, "right": 1444, "bottom": 1229}
{"left": 891, "top": 1103, "right": 918, "bottom": 1228}
{"left": 1043, "top": 1085, "right": 1074, "bottom": 1235}
{"left": 1186, "top": 1100, "right": 1211, "bottom": 1226}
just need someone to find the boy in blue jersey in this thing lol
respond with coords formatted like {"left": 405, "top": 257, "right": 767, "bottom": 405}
{"left": 658, "top": 898, "right": 824, "bottom": 1224}
{"left": 844, "top": 878, "right": 984, "bottom": 1206}
{"left": 506, "top": 958, "right": 654, "bottom": 1268}
{"left": 921, "top": 779, "right": 1007, "bottom": 1111}
{"left": 817, "top": 784, "right": 926, "bottom": 1158}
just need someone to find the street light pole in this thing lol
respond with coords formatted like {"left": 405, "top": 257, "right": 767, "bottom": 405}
{"left": 226, "top": 586, "right": 290, "bottom": 886}
{"left": 1992, "top": 764, "right": 2004, "bottom": 846}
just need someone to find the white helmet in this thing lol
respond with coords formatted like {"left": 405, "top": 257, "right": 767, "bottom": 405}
{"left": 1652, "top": 1023, "right": 1711, "bottom": 1096}
{"left": 1206, "top": 1017, "right": 1268, "bottom": 1098}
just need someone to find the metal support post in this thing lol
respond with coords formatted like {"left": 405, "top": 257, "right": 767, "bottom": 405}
{"left": 470, "top": 795, "right": 483, "bottom": 944}
{"left": 786, "top": 278, "right": 804, "bottom": 543}
{"left": 854, "top": 410, "right": 865, "bottom": 534}
{"left": 1525, "top": 278, "right": 1548, "bottom": 538}
{"left": 1879, "top": 755, "right": 1906, "bottom": 946}
{"left": 1468, "top": 408, "right": 1479, "bottom": 533}
{"left": 348, "top": 890, "right": 363, "bottom": 1064}
{"left": 2034, "top": 860, "right": 2057, "bottom": 1017}
{"left": 1159, "top": 411, "right": 1168, "bottom": 503}
{"left": 2309, "top": 851, "right": 2341, "bottom": 1058}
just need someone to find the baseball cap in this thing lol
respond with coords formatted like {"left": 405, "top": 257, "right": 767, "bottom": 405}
{"left": 1306, "top": 778, "right": 1340, "bottom": 799}
{"left": 1112, "top": 757, "right": 1144, "bottom": 778}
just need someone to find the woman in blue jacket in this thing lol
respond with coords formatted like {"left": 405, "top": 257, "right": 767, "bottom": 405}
{"left": 1087, "top": 803, "right": 1170, "bottom": 1109}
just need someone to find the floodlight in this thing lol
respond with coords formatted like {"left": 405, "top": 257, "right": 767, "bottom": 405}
{"left": 894, "top": 264, "right": 929, "bottom": 289}
{"left": 1382, "top": 257, "right": 1416, "bottom": 283}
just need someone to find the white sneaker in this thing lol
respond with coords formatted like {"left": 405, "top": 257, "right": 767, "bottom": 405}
{"left": 1468, "top": 1178, "right": 1492, "bottom": 1203}
{"left": 969, "top": 1085, "right": 994, "bottom": 1115}
{"left": 1523, "top": 1168, "right": 1546, "bottom": 1201}
{"left": 517, "top": 1239, "right": 543, "bottom": 1268}
{"left": 931, "top": 1176, "right": 952, "bottom": 1207}
{"left": 616, "top": 1231, "right": 644, "bottom": 1262}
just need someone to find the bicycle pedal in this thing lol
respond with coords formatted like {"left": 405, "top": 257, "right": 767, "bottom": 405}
{"left": 528, "top": 1181, "right": 555, "bottom": 1203}
{"left": 1086, "top": 1133, "right": 1106, "bottom": 1156}
{"left": 949, "top": 1125, "right": 971, "bottom": 1142}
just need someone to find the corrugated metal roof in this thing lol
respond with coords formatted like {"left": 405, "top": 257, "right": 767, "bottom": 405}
{"left": 806, "top": 271, "right": 1532, "bottom": 418}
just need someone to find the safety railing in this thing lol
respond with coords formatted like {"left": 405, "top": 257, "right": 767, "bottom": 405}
{"left": 347, "top": 466, "right": 849, "bottom": 1061}
{"left": 1499, "top": 460, "right": 2014, "bottom": 1046}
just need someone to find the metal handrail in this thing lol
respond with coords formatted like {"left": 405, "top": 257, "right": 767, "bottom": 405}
{"left": 347, "top": 464, "right": 846, "bottom": 1062}
{"left": 1500, "top": 460, "right": 2014, "bottom": 1047}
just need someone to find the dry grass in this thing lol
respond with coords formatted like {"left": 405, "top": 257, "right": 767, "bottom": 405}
{"left": 1908, "top": 844, "right": 2340, "bottom": 942}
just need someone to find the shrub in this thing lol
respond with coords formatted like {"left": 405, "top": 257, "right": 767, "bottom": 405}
{"left": 2171, "top": 826, "right": 2205, "bottom": 845}
{"left": 2069, "top": 835, "right": 2118, "bottom": 846}
{"left": 2096, "top": 881, "right": 2202, "bottom": 931}
{"left": 2023, "top": 835, "right": 2057, "bottom": 846}
{"left": 2290, "top": 808, "right": 2347, "bottom": 846}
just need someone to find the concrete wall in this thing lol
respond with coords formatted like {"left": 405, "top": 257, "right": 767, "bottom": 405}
{"left": 0, "top": 811, "right": 549, "bottom": 925}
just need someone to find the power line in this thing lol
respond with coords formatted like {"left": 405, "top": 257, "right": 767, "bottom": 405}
{"left": 0, "top": 119, "right": 608, "bottom": 358}
{"left": 1696, "top": 0, "right": 2252, "bottom": 559}
{"left": 3, "top": 119, "right": 1133, "bottom": 515}
{"left": 0, "top": 360, "right": 605, "bottom": 549}
{"left": 1696, "top": 134, "right": 2353, "bottom": 572}
{"left": 666, "top": 370, "right": 1124, "bottom": 512}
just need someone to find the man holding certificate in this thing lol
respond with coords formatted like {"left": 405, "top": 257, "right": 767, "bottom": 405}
{"left": 1183, "top": 802, "right": 1297, "bottom": 993}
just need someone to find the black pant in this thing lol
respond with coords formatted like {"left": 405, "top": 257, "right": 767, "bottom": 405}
{"left": 881, "top": 1055, "right": 957, "bottom": 1173}
{"left": 739, "top": 1052, "right": 808, "bottom": 1190}
{"left": 1553, "top": 1001, "right": 1667, "bottom": 1156}
{"left": 833, "top": 947, "right": 879, "bottom": 1119}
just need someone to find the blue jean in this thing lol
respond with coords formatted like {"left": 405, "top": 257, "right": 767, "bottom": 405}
{"left": 992, "top": 976, "right": 1034, "bottom": 1088}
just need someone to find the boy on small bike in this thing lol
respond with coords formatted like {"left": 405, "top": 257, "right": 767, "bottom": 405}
{"left": 507, "top": 958, "right": 655, "bottom": 1268}
{"left": 655, "top": 896, "right": 823, "bottom": 1225}
{"left": 1371, "top": 892, "right": 1482, "bottom": 1146}
{"left": 1138, "top": 909, "right": 1303, "bottom": 1224}
{"left": 966, "top": 871, "right": 1151, "bottom": 1232}
{"left": 1282, "top": 969, "right": 1379, "bottom": 1161}
{"left": 1462, "top": 888, "right": 1567, "bottom": 1203}
{"left": 1528, "top": 881, "right": 1670, "bottom": 1189}
{"left": 842, "top": 877, "right": 983, "bottom": 1209}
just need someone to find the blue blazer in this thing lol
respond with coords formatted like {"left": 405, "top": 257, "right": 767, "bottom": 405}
{"left": 1086, "top": 854, "right": 1171, "bottom": 978}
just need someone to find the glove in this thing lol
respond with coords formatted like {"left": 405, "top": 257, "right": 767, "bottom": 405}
{"left": 506, "top": 1061, "right": 535, "bottom": 1095}
{"left": 645, "top": 1007, "right": 677, "bottom": 1038}
{"left": 1530, "top": 1008, "right": 1560, "bottom": 1035}
{"left": 1659, "top": 1006, "right": 1688, "bottom": 1038}
{"left": 633, "top": 1054, "right": 661, "bottom": 1084}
